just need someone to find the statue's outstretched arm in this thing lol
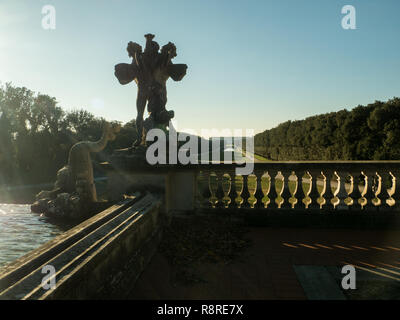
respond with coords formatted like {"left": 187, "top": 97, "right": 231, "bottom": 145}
{"left": 168, "top": 63, "right": 188, "bottom": 81}
{"left": 114, "top": 63, "right": 139, "bottom": 85}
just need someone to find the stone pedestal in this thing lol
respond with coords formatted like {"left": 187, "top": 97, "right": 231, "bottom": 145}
{"left": 103, "top": 155, "right": 196, "bottom": 215}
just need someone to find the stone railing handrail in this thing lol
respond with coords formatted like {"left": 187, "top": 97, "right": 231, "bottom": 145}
{"left": 104, "top": 159, "right": 400, "bottom": 171}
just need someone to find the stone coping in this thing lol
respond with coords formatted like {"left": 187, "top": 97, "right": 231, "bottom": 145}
{"left": 0, "top": 193, "right": 162, "bottom": 299}
{"left": 101, "top": 160, "right": 400, "bottom": 173}
{"left": 0, "top": 193, "right": 142, "bottom": 294}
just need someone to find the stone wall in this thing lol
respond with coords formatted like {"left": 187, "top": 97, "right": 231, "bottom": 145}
{"left": 0, "top": 193, "right": 164, "bottom": 300}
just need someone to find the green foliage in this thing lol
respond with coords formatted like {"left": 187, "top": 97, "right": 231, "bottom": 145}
{"left": 255, "top": 98, "right": 400, "bottom": 160}
{"left": 0, "top": 83, "right": 136, "bottom": 186}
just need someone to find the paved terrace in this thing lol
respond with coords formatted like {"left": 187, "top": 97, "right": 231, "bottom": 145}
{"left": 131, "top": 227, "right": 400, "bottom": 300}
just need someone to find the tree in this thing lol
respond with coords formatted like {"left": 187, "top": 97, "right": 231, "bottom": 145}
{"left": 254, "top": 98, "right": 400, "bottom": 161}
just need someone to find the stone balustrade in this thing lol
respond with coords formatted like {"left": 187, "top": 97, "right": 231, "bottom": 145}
{"left": 103, "top": 159, "right": 400, "bottom": 213}
{"left": 194, "top": 161, "right": 400, "bottom": 211}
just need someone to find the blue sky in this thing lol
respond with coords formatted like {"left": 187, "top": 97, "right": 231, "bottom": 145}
{"left": 0, "top": 0, "right": 399, "bottom": 135}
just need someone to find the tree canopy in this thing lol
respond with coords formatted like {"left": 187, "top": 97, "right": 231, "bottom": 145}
{"left": 0, "top": 83, "right": 137, "bottom": 186}
{"left": 254, "top": 98, "right": 400, "bottom": 160}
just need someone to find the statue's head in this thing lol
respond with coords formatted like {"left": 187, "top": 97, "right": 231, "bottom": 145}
{"left": 144, "top": 33, "right": 159, "bottom": 55}
{"left": 127, "top": 41, "right": 142, "bottom": 58}
{"left": 161, "top": 42, "right": 177, "bottom": 59}
{"left": 154, "top": 109, "right": 174, "bottom": 125}
{"left": 104, "top": 122, "right": 121, "bottom": 142}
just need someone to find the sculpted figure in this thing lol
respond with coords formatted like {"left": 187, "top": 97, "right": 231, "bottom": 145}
{"left": 31, "top": 122, "right": 120, "bottom": 218}
{"left": 114, "top": 34, "right": 187, "bottom": 148}
{"left": 66, "top": 122, "right": 120, "bottom": 200}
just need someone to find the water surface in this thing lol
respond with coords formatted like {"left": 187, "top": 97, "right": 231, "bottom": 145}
{"left": 0, "top": 204, "right": 64, "bottom": 269}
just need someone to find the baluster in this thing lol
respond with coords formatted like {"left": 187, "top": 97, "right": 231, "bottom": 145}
{"left": 271, "top": 171, "right": 284, "bottom": 209}
{"left": 308, "top": 170, "right": 321, "bottom": 210}
{"left": 234, "top": 174, "right": 244, "bottom": 208}
{"left": 208, "top": 172, "right": 219, "bottom": 208}
{"left": 280, "top": 170, "right": 292, "bottom": 209}
{"left": 362, "top": 170, "right": 375, "bottom": 210}
{"left": 217, "top": 171, "right": 225, "bottom": 207}
{"left": 221, "top": 173, "right": 232, "bottom": 208}
{"left": 229, "top": 169, "right": 237, "bottom": 208}
{"left": 344, "top": 174, "right": 354, "bottom": 208}
{"left": 242, "top": 175, "right": 249, "bottom": 208}
{"left": 390, "top": 170, "right": 400, "bottom": 209}
{"left": 377, "top": 170, "right": 396, "bottom": 210}
{"left": 302, "top": 171, "right": 312, "bottom": 209}
{"left": 336, "top": 171, "right": 350, "bottom": 210}
{"left": 358, "top": 172, "right": 368, "bottom": 209}
{"left": 254, "top": 170, "right": 264, "bottom": 208}
{"left": 349, "top": 170, "right": 362, "bottom": 210}
{"left": 269, "top": 170, "right": 279, "bottom": 209}
{"left": 322, "top": 170, "right": 335, "bottom": 210}
{"left": 201, "top": 170, "right": 212, "bottom": 208}
{"left": 316, "top": 171, "right": 327, "bottom": 209}
{"left": 372, "top": 171, "right": 383, "bottom": 208}
{"left": 260, "top": 172, "right": 271, "bottom": 208}
{"left": 330, "top": 171, "right": 341, "bottom": 209}
{"left": 288, "top": 171, "right": 299, "bottom": 209}
{"left": 247, "top": 174, "right": 258, "bottom": 208}
{"left": 296, "top": 170, "right": 306, "bottom": 209}
{"left": 385, "top": 171, "right": 396, "bottom": 208}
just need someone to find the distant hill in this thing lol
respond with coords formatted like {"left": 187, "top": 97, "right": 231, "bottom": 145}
{"left": 254, "top": 97, "right": 400, "bottom": 160}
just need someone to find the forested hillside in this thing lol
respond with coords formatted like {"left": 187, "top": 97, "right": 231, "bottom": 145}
{"left": 254, "top": 98, "right": 400, "bottom": 160}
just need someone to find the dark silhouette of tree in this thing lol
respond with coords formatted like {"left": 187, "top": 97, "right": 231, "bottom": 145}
{"left": 0, "top": 83, "right": 137, "bottom": 190}
{"left": 255, "top": 98, "right": 400, "bottom": 161}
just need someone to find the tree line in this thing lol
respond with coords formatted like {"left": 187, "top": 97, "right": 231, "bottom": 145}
{"left": 0, "top": 83, "right": 138, "bottom": 187}
{"left": 254, "top": 97, "right": 400, "bottom": 161}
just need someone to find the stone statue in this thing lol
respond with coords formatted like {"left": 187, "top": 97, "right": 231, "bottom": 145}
{"left": 114, "top": 33, "right": 187, "bottom": 148}
{"left": 31, "top": 122, "right": 121, "bottom": 219}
